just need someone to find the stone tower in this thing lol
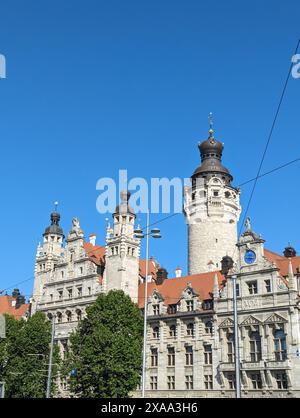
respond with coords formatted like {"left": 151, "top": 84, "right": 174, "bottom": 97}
{"left": 184, "top": 119, "right": 241, "bottom": 274}
{"left": 32, "top": 209, "right": 65, "bottom": 312}
{"left": 104, "top": 191, "right": 140, "bottom": 303}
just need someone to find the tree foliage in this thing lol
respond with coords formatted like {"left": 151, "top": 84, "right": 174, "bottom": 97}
{"left": 64, "top": 290, "right": 143, "bottom": 398}
{"left": 0, "top": 312, "right": 59, "bottom": 398}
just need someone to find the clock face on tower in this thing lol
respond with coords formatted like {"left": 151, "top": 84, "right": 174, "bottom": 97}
{"left": 244, "top": 250, "right": 256, "bottom": 264}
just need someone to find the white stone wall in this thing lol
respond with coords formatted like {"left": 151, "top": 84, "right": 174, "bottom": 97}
{"left": 184, "top": 176, "right": 241, "bottom": 274}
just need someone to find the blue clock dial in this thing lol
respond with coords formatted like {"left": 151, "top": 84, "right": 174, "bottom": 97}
{"left": 244, "top": 250, "right": 256, "bottom": 264}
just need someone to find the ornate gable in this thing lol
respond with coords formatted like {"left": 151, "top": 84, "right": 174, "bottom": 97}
{"left": 264, "top": 313, "right": 287, "bottom": 324}
{"left": 181, "top": 283, "right": 199, "bottom": 300}
{"left": 219, "top": 317, "right": 234, "bottom": 328}
{"left": 240, "top": 315, "right": 261, "bottom": 326}
{"left": 149, "top": 288, "right": 164, "bottom": 304}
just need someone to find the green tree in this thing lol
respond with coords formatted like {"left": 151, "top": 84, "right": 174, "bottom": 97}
{"left": 64, "top": 290, "right": 143, "bottom": 398}
{"left": 0, "top": 312, "right": 60, "bottom": 398}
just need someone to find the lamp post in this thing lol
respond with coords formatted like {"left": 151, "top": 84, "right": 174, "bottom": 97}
{"left": 134, "top": 210, "right": 161, "bottom": 399}
{"left": 232, "top": 274, "right": 241, "bottom": 398}
{"left": 46, "top": 313, "right": 56, "bottom": 398}
{"left": 221, "top": 256, "right": 241, "bottom": 398}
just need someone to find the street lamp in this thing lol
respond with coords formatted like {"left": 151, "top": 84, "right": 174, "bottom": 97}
{"left": 221, "top": 256, "right": 241, "bottom": 398}
{"left": 134, "top": 210, "right": 161, "bottom": 398}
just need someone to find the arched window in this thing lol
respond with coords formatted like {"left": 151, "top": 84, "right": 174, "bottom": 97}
{"left": 76, "top": 309, "right": 82, "bottom": 322}
{"left": 249, "top": 330, "right": 262, "bottom": 362}
{"left": 169, "top": 325, "right": 176, "bottom": 337}
{"left": 152, "top": 326, "right": 160, "bottom": 339}
{"left": 57, "top": 312, "right": 62, "bottom": 323}
{"left": 274, "top": 328, "right": 287, "bottom": 361}
{"left": 205, "top": 321, "right": 213, "bottom": 334}
{"left": 186, "top": 323, "right": 194, "bottom": 336}
{"left": 66, "top": 311, "right": 72, "bottom": 323}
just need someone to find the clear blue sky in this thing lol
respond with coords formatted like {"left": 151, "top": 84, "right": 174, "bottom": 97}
{"left": 0, "top": 0, "right": 299, "bottom": 299}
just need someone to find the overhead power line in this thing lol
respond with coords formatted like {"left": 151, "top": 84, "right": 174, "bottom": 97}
{"left": 238, "top": 37, "right": 300, "bottom": 238}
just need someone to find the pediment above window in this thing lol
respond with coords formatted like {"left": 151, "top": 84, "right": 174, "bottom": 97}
{"left": 240, "top": 315, "right": 261, "bottom": 326}
{"left": 149, "top": 288, "right": 164, "bottom": 304}
{"left": 181, "top": 283, "right": 198, "bottom": 300}
{"left": 264, "top": 313, "right": 287, "bottom": 324}
{"left": 219, "top": 317, "right": 234, "bottom": 328}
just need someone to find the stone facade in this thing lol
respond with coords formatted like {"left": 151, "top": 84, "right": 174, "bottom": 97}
{"left": 31, "top": 123, "right": 300, "bottom": 398}
{"left": 138, "top": 224, "right": 300, "bottom": 398}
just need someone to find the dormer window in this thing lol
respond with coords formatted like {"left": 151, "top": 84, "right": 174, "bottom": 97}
{"left": 186, "top": 300, "right": 194, "bottom": 312}
{"left": 153, "top": 304, "right": 160, "bottom": 316}
{"left": 213, "top": 191, "right": 219, "bottom": 197}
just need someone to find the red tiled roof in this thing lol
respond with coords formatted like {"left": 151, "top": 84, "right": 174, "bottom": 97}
{"left": 84, "top": 241, "right": 159, "bottom": 280}
{"left": 0, "top": 296, "right": 29, "bottom": 320}
{"left": 264, "top": 249, "right": 300, "bottom": 277}
{"left": 83, "top": 242, "right": 106, "bottom": 266}
{"left": 139, "top": 258, "right": 158, "bottom": 280}
{"left": 138, "top": 271, "right": 224, "bottom": 309}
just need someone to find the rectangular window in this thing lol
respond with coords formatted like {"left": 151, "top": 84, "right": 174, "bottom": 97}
{"left": 274, "top": 329, "right": 287, "bottom": 361}
{"left": 58, "top": 290, "right": 63, "bottom": 300}
{"left": 275, "top": 372, "right": 288, "bottom": 389}
{"left": 186, "top": 323, "right": 194, "bottom": 336}
{"left": 185, "top": 346, "right": 193, "bottom": 366}
{"left": 151, "top": 348, "right": 158, "bottom": 367}
{"left": 167, "top": 347, "right": 175, "bottom": 366}
{"left": 250, "top": 372, "right": 262, "bottom": 389}
{"left": 236, "top": 284, "right": 240, "bottom": 297}
{"left": 250, "top": 332, "right": 262, "bottom": 362}
{"left": 204, "top": 374, "right": 213, "bottom": 390}
{"left": 247, "top": 281, "right": 258, "bottom": 295}
{"left": 67, "top": 288, "right": 73, "bottom": 299}
{"left": 150, "top": 376, "right": 157, "bottom": 390}
{"left": 87, "top": 287, "right": 91, "bottom": 295}
{"left": 265, "top": 280, "right": 271, "bottom": 293}
{"left": 204, "top": 344, "right": 213, "bottom": 365}
{"left": 77, "top": 287, "right": 82, "bottom": 297}
{"left": 185, "top": 375, "right": 193, "bottom": 390}
{"left": 203, "top": 300, "right": 212, "bottom": 310}
{"left": 167, "top": 375, "right": 175, "bottom": 390}
{"left": 153, "top": 305, "right": 160, "bottom": 315}
{"left": 227, "top": 373, "right": 236, "bottom": 389}
{"left": 227, "top": 334, "right": 234, "bottom": 363}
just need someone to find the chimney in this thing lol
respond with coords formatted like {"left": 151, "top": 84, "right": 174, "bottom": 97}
{"left": 89, "top": 233, "right": 96, "bottom": 246}
{"left": 175, "top": 266, "right": 182, "bottom": 278}
{"left": 156, "top": 267, "right": 168, "bottom": 285}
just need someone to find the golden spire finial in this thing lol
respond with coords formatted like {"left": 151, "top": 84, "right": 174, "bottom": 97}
{"left": 208, "top": 112, "right": 214, "bottom": 137}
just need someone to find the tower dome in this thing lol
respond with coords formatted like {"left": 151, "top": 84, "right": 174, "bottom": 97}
{"left": 114, "top": 190, "right": 135, "bottom": 216}
{"left": 43, "top": 211, "right": 64, "bottom": 237}
{"left": 283, "top": 244, "right": 297, "bottom": 258}
{"left": 192, "top": 123, "right": 232, "bottom": 184}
